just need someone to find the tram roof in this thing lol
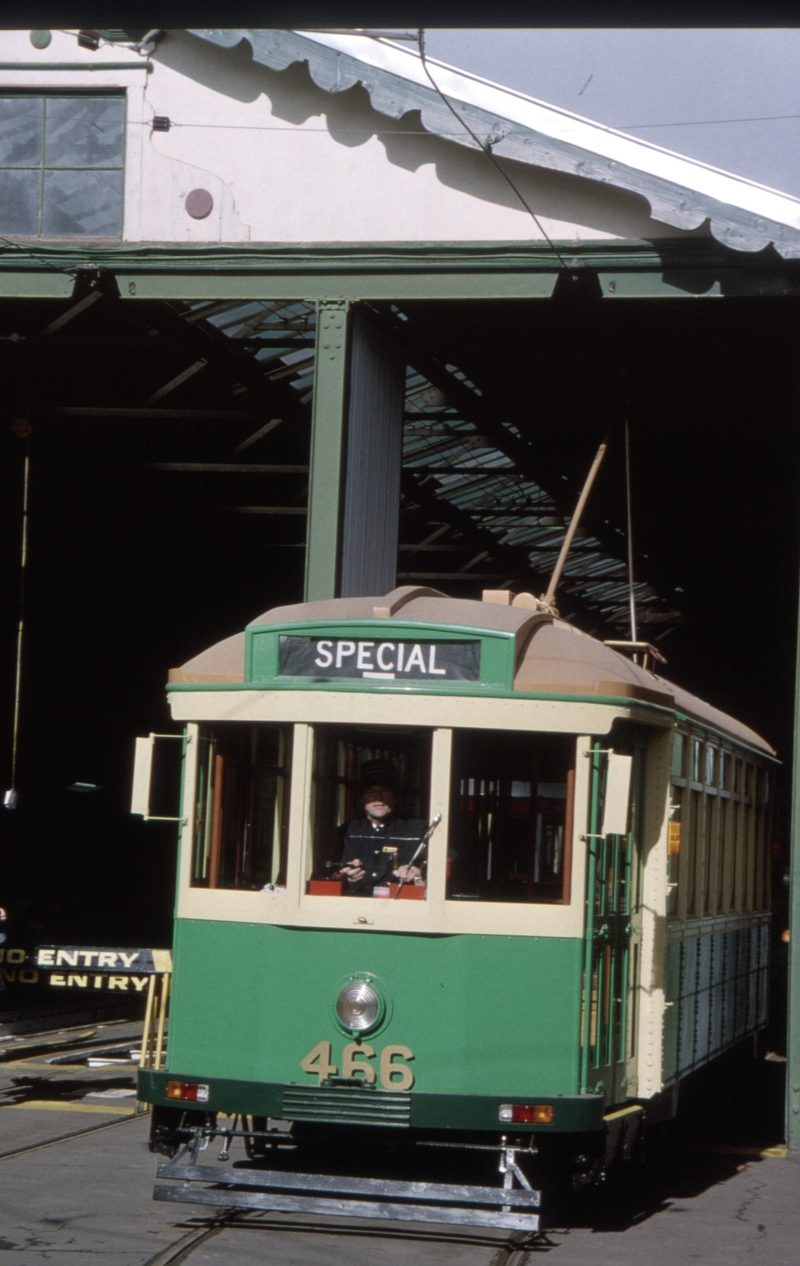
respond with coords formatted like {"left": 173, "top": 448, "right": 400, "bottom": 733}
{"left": 170, "top": 587, "right": 774, "bottom": 756}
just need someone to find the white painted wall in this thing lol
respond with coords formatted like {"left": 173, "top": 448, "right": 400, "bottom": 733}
{"left": 0, "top": 29, "right": 711, "bottom": 246}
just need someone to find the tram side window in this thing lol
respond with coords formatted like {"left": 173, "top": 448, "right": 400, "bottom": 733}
{"left": 447, "top": 730, "right": 575, "bottom": 904}
{"left": 308, "top": 726, "right": 432, "bottom": 897}
{"left": 193, "top": 725, "right": 293, "bottom": 890}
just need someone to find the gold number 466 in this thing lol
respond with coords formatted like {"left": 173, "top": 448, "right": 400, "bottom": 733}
{"left": 300, "top": 1040, "right": 414, "bottom": 1090}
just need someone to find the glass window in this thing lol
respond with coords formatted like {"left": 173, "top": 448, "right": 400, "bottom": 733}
{"left": 703, "top": 793, "right": 720, "bottom": 914}
{"left": 447, "top": 730, "right": 575, "bottom": 904}
{"left": 308, "top": 726, "right": 432, "bottom": 898}
{"left": 720, "top": 795, "right": 736, "bottom": 912}
{"left": 667, "top": 792, "right": 682, "bottom": 916}
{"left": 686, "top": 789, "right": 701, "bottom": 915}
{"left": 691, "top": 739, "right": 702, "bottom": 785}
{"left": 0, "top": 95, "right": 124, "bottom": 237}
{"left": 705, "top": 745, "right": 717, "bottom": 788}
{"left": 671, "top": 731, "right": 685, "bottom": 779}
{"left": 193, "top": 724, "right": 292, "bottom": 890}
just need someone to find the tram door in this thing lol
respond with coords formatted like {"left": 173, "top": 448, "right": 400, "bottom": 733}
{"left": 580, "top": 734, "right": 646, "bottom": 1105}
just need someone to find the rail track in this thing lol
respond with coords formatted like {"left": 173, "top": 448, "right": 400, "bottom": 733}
{"left": 138, "top": 1208, "right": 547, "bottom": 1266}
{"left": 0, "top": 1022, "right": 547, "bottom": 1265}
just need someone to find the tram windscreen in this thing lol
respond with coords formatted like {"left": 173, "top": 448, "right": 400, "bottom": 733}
{"left": 192, "top": 724, "right": 293, "bottom": 889}
{"left": 309, "top": 726, "right": 431, "bottom": 897}
{"left": 447, "top": 730, "right": 575, "bottom": 904}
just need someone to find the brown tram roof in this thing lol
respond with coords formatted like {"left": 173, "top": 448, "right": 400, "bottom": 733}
{"left": 169, "top": 586, "right": 774, "bottom": 756}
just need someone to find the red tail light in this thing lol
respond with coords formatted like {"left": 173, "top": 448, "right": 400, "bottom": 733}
{"left": 165, "top": 1080, "right": 210, "bottom": 1103}
{"left": 498, "top": 1103, "right": 554, "bottom": 1124}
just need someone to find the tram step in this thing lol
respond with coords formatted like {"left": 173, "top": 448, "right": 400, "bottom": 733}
{"left": 154, "top": 1162, "right": 540, "bottom": 1232}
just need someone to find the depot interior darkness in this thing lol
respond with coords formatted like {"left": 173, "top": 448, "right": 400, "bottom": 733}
{"left": 0, "top": 288, "right": 796, "bottom": 947}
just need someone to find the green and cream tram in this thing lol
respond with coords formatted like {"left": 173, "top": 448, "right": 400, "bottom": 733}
{"left": 136, "top": 586, "right": 774, "bottom": 1221}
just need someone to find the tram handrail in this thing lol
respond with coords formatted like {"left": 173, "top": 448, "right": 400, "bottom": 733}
{"left": 140, "top": 970, "right": 171, "bottom": 1071}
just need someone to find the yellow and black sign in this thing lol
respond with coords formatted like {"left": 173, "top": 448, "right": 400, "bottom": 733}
{"left": 34, "top": 947, "right": 172, "bottom": 973}
{"left": 1, "top": 946, "right": 172, "bottom": 990}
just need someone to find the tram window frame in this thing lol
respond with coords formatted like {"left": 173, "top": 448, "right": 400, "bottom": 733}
{"left": 667, "top": 730, "right": 687, "bottom": 918}
{"left": 445, "top": 729, "right": 576, "bottom": 906}
{"left": 719, "top": 756, "right": 735, "bottom": 914}
{"left": 306, "top": 725, "right": 432, "bottom": 898}
{"left": 671, "top": 731, "right": 686, "bottom": 781}
{"left": 701, "top": 746, "right": 719, "bottom": 915}
{"left": 192, "top": 723, "right": 293, "bottom": 891}
{"left": 666, "top": 787, "right": 683, "bottom": 917}
{"left": 743, "top": 763, "right": 755, "bottom": 910}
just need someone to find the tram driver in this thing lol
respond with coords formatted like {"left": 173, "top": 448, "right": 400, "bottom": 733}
{"left": 338, "top": 760, "right": 427, "bottom": 896}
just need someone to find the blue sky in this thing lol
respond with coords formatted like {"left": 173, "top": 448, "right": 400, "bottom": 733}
{"left": 423, "top": 30, "right": 800, "bottom": 198}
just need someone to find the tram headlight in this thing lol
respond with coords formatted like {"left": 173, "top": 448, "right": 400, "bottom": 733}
{"left": 336, "top": 980, "right": 381, "bottom": 1032}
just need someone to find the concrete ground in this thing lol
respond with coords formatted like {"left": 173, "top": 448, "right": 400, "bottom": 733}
{"left": 0, "top": 1028, "right": 797, "bottom": 1265}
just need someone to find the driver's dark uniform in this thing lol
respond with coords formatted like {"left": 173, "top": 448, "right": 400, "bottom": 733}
{"left": 340, "top": 816, "right": 427, "bottom": 895}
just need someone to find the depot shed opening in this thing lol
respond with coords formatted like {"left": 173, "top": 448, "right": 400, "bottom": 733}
{"left": 0, "top": 25, "right": 799, "bottom": 1139}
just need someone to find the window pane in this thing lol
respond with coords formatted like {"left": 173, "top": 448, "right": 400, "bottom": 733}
{"left": 309, "top": 726, "right": 431, "bottom": 898}
{"left": 0, "top": 169, "right": 40, "bottom": 234}
{"left": 44, "top": 97, "right": 124, "bottom": 168}
{"left": 42, "top": 168, "right": 122, "bottom": 236}
{"left": 0, "top": 97, "right": 42, "bottom": 166}
{"left": 193, "top": 724, "right": 292, "bottom": 890}
{"left": 447, "top": 729, "right": 574, "bottom": 904}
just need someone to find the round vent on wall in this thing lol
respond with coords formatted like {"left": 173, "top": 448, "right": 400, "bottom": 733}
{"left": 185, "top": 189, "right": 214, "bottom": 220}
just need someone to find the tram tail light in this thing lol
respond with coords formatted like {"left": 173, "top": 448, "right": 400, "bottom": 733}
{"left": 498, "top": 1103, "right": 554, "bottom": 1124}
{"left": 166, "top": 1080, "right": 210, "bottom": 1103}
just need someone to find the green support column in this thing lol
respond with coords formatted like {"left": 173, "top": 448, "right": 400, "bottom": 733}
{"left": 304, "top": 300, "right": 350, "bottom": 601}
{"left": 788, "top": 589, "right": 800, "bottom": 1145}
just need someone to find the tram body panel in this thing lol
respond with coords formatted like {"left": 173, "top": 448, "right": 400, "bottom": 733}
{"left": 158, "top": 919, "right": 585, "bottom": 1097}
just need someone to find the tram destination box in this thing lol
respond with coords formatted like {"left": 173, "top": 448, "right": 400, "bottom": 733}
{"left": 278, "top": 635, "right": 480, "bottom": 682}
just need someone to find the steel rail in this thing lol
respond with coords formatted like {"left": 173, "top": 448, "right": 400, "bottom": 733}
{"left": 0, "top": 1105, "right": 144, "bottom": 1162}
{"left": 141, "top": 1211, "right": 246, "bottom": 1266}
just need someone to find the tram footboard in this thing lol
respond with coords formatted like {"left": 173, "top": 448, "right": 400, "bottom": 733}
{"left": 153, "top": 1162, "right": 541, "bottom": 1232}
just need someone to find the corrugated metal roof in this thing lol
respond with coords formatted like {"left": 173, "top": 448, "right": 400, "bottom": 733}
{"left": 178, "top": 297, "right": 680, "bottom": 634}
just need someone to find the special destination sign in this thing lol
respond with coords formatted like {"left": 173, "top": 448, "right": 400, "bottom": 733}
{"left": 278, "top": 636, "right": 481, "bottom": 682}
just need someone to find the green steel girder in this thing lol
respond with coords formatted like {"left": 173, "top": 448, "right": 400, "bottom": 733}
{"left": 0, "top": 240, "right": 798, "bottom": 302}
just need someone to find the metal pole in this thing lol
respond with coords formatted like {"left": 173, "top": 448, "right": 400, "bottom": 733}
{"left": 787, "top": 578, "right": 800, "bottom": 1145}
{"left": 624, "top": 421, "right": 638, "bottom": 645}
{"left": 580, "top": 741, "right": 602, "bottom": 1094}
{"left": 544, "top": 439, "right": 607, "bottom": 609}
{"left": 304, "top": 300, "right": 351, "bottom": 601}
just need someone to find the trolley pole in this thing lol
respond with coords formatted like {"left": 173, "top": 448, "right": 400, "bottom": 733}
{"left": 788, "top": 589, "right": 800, "bottom": 1146}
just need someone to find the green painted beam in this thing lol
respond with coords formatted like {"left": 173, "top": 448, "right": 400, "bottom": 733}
{"left": 0, "top": 239, "right": 795, "bottom": 303}
{"left": 788, "top": 586, "right": 800, "bottom": 1147}
{"left": 303, "top": 300, "right": 350, "bottom": 602}
{"left": 0, "top": 266, "right": 795, "bottom": 303}
{"left": 0, "top": 272, "right": 73, "bottom": 298}
{"left": 117, "top": 273, "right": 559, "bottom": 302}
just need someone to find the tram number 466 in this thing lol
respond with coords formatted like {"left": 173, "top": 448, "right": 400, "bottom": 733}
{"left": 300, "top": 1040, "right": 415, "bottom": 1090}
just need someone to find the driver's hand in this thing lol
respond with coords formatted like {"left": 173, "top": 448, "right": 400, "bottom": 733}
{"left": 340, "top": 860, "right": 366, "bottom": 882}
{"left": 395, "top": 865, "right": 421, "bottom": 881}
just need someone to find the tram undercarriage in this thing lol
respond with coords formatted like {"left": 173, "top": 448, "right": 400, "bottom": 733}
{"left": 146, "top": 1094, "right": 650, "bottom": 1229}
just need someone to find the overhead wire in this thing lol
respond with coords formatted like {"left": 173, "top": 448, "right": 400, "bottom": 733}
{"left": 415, "top": 30, "right": 569, "bottom": 271}
{"left": 624, "top": 419, "right": 638, "bottom": 646}
{"left": 6, "top": 346, "right": 33, "bottom": 809}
